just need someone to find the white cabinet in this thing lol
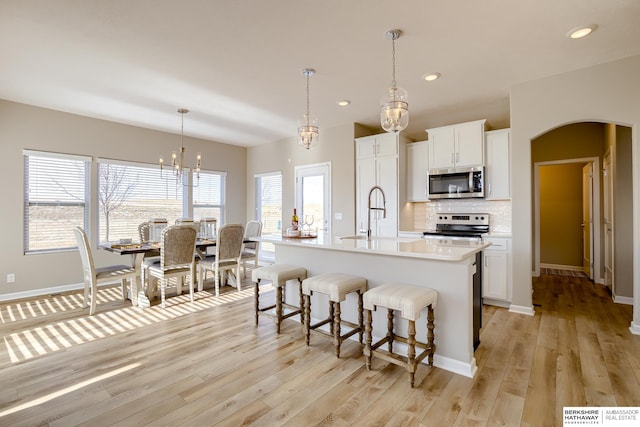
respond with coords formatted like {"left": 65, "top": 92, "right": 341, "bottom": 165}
{"left": 355, "top": 133, "right": 407, "bottom": 237}
{"left": 427, "top": 119, "right": 486, "bottom": 170}
{"left": 485, "top": 129, "right": 511, "bottom": 200}
{"left": 482, "top": 237, "right": 512, "bottom": 306}
{"left": 406, "top": 140, "right": 429, "bottom": 202}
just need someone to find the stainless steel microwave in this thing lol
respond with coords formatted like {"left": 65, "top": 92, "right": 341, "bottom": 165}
{"left": 427, "top": 166, "right": 484, "bottom": 199}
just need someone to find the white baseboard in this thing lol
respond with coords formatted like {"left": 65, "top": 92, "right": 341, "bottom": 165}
{"left": 509, "top": 304, "right": 535, "bottom": 316}
{"left": 630, "top": 321, "right": 640, "bottom": 335}
{"left": 0, "top": 282, "right": 85, "bottom": 302}
{"left": 482, "top": 298, "right": 511, "bottom": 309}
{"left": 613, "top": 295, "right": 634, "bottom": 305}
{"left": 540, "top": 263, "right": 584, "bottom": 272}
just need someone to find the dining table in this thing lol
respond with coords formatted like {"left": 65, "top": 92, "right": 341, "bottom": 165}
{"left": 100, "top": 238, "right": 222, "bottom": 308}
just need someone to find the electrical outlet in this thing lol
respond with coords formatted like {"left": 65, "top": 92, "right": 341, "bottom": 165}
{"left": 7, "top": 273, "right": 15, "bottom": 284}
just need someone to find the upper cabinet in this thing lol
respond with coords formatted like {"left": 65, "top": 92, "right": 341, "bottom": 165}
{"left": 406, "top": 140, "right": 429, "bottom": 202}
{"left": 427, "top": 119, "right": 486, "bottom": 170}
{"left": 356, "top": 134, "right": 398, "bottom": 159}
{"left": 485, "top": 128, "right": 511, "bottom": 200}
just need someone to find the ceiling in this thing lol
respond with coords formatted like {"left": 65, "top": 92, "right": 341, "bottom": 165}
{"left": 1, "top": 1, "right": 639, "bottom": 147}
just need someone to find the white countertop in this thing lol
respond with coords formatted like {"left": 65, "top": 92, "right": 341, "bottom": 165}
{"left": 257, "top": 234, "right": 491, "bottom": 262}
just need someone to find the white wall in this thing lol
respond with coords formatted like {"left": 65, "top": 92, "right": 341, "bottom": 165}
{"left": 0, "top": 100, "right": 247, "bottom": 297}
{"left": 510, "top": 55, "right": 640, "bottom": 330}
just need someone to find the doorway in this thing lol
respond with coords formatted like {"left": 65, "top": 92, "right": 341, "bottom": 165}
{"left": 295, "top": 162, "right": 331, "bottom": 238}
{"left": 533, "top": 157, "right": 600, "bottom": 280}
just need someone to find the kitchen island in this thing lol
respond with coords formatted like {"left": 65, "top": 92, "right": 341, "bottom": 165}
{"left": 257, "top": 234, "right": 490, "bottom": 378}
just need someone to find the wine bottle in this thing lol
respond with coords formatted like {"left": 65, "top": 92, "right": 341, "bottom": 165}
{"left": 291, "top": 208, "right": 299, "bottom": 231}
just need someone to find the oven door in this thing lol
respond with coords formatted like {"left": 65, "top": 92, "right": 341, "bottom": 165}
{"left": 428, "top": 167, "right": 484, "bottom": 199}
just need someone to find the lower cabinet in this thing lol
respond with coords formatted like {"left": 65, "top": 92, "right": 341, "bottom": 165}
{"left": 482, "top": 237, "right": 511, "bottom": 307}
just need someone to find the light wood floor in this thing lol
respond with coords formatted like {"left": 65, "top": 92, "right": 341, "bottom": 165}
{"left": 0, "top": 271, "right": 639, "bottom": 426}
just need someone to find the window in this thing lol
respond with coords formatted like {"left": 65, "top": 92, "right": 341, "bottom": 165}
{"left": 97, "top": 160, "right": 183, "bottom": 243}
{"left": 97, "top": 160, "right": 226, "bottom": 244}
{"left": 193, "top": 171, "right": 226, "bottom": 224}
{"left": 24, "top": 150, "right": 90, "bottom": 254}
{"left": 255, "top": 172, "right": 282, "bottom": 260}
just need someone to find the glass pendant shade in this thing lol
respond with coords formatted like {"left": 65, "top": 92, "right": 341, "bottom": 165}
{"left": 380, "top": 85, "right": 409, "bottom": 133}
{"left": 297, "top": 113, "right": 319, "bottom": 150}
{"left": 297, "top": 68, "right": 318, "bottom": 150}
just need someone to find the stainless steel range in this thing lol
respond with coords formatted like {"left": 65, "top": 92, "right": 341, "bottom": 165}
{"left": 422, "top": 213, "right": 489, "bottom": 242}
{"left": 422, "top": 212, "right": 489, "bottom": 351}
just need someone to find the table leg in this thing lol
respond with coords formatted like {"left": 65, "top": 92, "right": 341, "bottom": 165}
{"left": 131, "top": 253, "right": 151, "bottom": 308}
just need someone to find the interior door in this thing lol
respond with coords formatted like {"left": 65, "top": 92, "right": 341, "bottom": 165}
{"left": 582, "top": 163, "right": 593, "bottom": 279}
{"left": 603, "top": 153, "right": 614, "bottom": 291}
{"left": 295, "top": 162, "right": 331, "bottom": 238}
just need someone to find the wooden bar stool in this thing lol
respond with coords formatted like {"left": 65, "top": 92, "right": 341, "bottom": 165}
{"left": 302, "top": 273, "right": 367, "bottom": 358}
{"left": 252, "top": 264, "right": 307, "bottom": 333}
{"left": 363, "top": 283, "right": 438, "bottom": 388}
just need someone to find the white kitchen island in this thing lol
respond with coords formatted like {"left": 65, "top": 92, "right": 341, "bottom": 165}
{"left": 258, "top": 234, "right": 490, "bottom": 378}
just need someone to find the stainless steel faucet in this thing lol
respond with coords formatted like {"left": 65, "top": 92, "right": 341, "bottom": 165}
{"left": 366, "top": 185, "right": 387, "bottom": 239}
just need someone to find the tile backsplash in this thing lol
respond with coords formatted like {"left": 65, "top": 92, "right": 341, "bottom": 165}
{"left": 411, "top": 199, "right": 512, "bottom": 233}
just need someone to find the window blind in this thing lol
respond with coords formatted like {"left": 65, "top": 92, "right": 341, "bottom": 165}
{"left": 97, "top": 161, "right": 183, "bottom": 243}
{"left": 24, "top": 151, "right": 89, "bottom": 253}
{"left": 193, "top": 171, "right": 226, "bottom": 224}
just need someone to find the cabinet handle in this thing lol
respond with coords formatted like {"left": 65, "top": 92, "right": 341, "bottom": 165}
{"left": 456, "top": 152, "right": 460, "bottom": 163}
{"left": 451, "top": 153, "right": 454, "bottom": 164}
{"left": 485, "top": 256, "right": 488, "bottom": 267}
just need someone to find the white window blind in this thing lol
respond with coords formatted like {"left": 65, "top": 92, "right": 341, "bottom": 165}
{"left": 97, "top": 160, "right": 183, "bottom": 243}
{"left": 255, "top": 172, "right": 282, "bottom": 260}
{"left": 24, "top": 151, "right": 90, "bottom": 253}
{"left": 193, "top": 171, "right": 226, "bottom": 224}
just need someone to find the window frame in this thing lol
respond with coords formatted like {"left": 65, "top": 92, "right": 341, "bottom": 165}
{"left": 23, "top": 149, "right": 91, "bottom": 255}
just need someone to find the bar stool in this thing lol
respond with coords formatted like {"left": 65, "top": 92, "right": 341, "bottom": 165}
{"left": 363, "top": 283, "right": 438, "bottom": 388}
{"left": 302, "top": 273, "right": 367, "bottom": 358}
{"left": 252, "top": 264, "right": 307, "bottom": 333}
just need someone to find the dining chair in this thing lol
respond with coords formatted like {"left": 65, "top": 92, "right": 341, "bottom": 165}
{"left": 73, "top": 226, "right": 137, "bottom": 315}
{"left": 240, "top": 220, "right": 262, "bottom": 278}
{"left": 197, "top": 223, "right": 244, "bottom": 296}
{"left": 146, "top": 225, "right": 198, "bottom": 308}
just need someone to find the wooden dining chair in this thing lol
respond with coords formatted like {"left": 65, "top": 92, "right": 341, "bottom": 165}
{"left": 197, "top": 224, "right": 244, "bottom": 296}
{"left": 73, "top": 226, "right": 137, "bottom": 315}
{"left": 146, "top": 225, "right": 198, "bottom": 308}
{"left": 240, "top": 220, "right": 262, "bottom": 278}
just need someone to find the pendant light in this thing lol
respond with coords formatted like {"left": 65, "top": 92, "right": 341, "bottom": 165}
{"left": 380, "top": 29, "right": 409, "bottom": 133}
{"left": 159, "top": 108, "right": 201, "bottom": 183}
{"left": 297, "top": 68, "right": 319, "bottom": 150}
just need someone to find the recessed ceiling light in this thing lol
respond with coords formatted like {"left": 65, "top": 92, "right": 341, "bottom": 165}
{"left": 422, "top": 72, "right": 441, "bottom": 82}
{"left": 337, "top": 100, "right": 351, "bottom": 106}
{"left": 568, "top": 24, "right": 597, "bottom": 39}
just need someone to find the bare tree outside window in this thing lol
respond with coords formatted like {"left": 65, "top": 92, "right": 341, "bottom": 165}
{"left": 99, "top": 164, "right": 137, "bottom": 241}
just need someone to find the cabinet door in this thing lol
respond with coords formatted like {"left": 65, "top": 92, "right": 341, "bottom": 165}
{"left": 483, "top": 251, "right": 508, "bottom": 300}
{"left": 428, "top": 127, "right": 455, "bottom": 169}
{"left": 356, "top": 137, "right": 377, "bottom": 159}
{"left": 375, "top": 155, "right": 398, "bottom": 237}
{"left": 485, "top": 129, "right": 510, "bottom": 199}
{"left": 375, "top": 133, "right": 398, "bottom": 157}
{"left": 407, "top": 141, "right": 429, "bottom": 201}
{"left": 455, "top": 121, "right": 485, "bottom": 167}
{"left": 355, "top": 157, "right": 376, "bottom": 234}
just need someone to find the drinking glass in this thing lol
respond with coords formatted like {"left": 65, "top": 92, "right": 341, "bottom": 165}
{"left": 304, "top": 215, "right": 314, "bottom": 235}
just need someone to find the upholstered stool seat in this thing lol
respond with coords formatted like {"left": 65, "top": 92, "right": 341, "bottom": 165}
{"left": 252, "top": 264, "right": 307, "bottom": 333}
{"left": 363, "top": 283, "right": 438, "bottom": 388}
{"left": 302, "top": 273, "right": 367, "bottom": 358}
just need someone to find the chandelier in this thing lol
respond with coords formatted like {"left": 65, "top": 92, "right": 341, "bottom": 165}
{"left": 297, "top": 68, "right": 319, "bottom": 150}
{"left": 159, "top": 108, "right": 201, "bottom": 183}
{"left": 380, "top": 29, "right": 409, "bottom": 133}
